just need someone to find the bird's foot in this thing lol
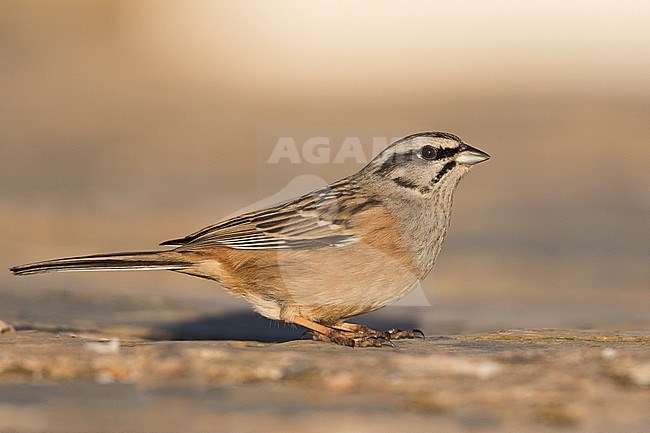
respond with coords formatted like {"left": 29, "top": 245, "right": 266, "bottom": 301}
{"left": 307, "top": 325, "right": 425, "bottom": 347}
{"left": 335, "top": 323, "right": 425, "bottom": 341}
{"left": 310, "top": 328, "right": 388, "bottom": 347}
{"left": 292, "top": 316, "right": 424, "bottom": 348}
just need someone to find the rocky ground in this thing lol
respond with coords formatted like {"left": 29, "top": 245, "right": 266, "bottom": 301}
{"left": 1, "top": 321, "right": 648, "bottom": 433}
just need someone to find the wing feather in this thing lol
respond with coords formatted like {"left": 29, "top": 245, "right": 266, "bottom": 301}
{"left": 163, "top": 182, "right": 370, "bottom": 251}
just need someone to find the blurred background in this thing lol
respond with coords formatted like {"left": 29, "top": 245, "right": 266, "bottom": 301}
{"left": 1, "top": 0, "right": 649, "bottom": 338}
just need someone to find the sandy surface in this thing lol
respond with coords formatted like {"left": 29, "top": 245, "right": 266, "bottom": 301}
{"left": 1, "top": 326, "right": 648, "bottom": 433}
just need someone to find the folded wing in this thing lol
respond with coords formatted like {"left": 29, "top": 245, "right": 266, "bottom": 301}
{"left": 160, "top": 183, "right": 368, "bottom": 251}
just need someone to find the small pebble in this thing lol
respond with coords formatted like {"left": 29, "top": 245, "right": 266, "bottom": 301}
{"left": 85, "top": 338, "right": 121, "bottom": 355}
{"left": 0, "top": 320, "right": 15, "bottom": 334}
{"left": 601, "top": 348, "right": 616, "bottom": 360}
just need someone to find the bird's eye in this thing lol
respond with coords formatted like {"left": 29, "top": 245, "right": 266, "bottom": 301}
{"left": 421, "top": 145, "right": 438, "bottom": 160}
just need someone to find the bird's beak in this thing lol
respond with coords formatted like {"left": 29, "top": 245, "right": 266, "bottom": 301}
{"left": 455, "top": 143, "right": 490, "bottom": 165}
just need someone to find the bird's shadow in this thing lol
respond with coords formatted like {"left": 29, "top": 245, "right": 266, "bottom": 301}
{"left": 152, "top": 310, "right": 422, "bottom": 343}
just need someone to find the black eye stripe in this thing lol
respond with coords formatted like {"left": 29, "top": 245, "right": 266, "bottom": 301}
{"left": 373, "top": 145, "right": 461, "bottom": 177}
{"left": 421, "top": 145, "right": 461, "bottom": 161}
{"left": 373, "top": 151, "right": 416, "bottom": 176}
{"left": 374, "top": 158, "right": 396, "bottom": 176}
{"left": 434, "top": 147, "right": 461, "bottom": 159}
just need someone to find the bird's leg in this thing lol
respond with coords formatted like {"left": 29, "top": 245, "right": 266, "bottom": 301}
{"left": 289, "top": 316, "right": 383, "bottom": 347}
{"left": 334, "top": 322, "right": 425, "bottom": 341}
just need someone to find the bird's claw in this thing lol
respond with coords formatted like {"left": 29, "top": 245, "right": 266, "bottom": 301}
{"left": 385, "top": 328, "right": 426, "bottom": 340}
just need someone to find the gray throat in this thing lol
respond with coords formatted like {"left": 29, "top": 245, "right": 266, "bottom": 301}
{"left": 377, "top": 174, "right": 462, "bottom": 278}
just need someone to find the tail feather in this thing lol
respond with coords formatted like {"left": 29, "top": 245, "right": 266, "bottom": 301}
{"left": 10, "top": 251, "right": 192, "bottom": 276}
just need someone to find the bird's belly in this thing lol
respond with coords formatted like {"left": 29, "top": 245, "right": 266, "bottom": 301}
{"left": 272, "top": 244, "right": 420, "bottom": 324}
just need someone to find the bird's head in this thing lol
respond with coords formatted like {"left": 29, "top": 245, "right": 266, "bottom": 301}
{"left": 361, "top": 132, "right": 490, "bottom": 197}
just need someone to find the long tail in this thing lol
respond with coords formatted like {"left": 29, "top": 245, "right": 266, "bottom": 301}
{"left": 10, "top": 251, "right": 193, "bottom": 276}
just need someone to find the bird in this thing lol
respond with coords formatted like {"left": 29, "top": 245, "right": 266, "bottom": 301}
{"left": 10, "top": 132, "right": 490, "bottom": 347}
